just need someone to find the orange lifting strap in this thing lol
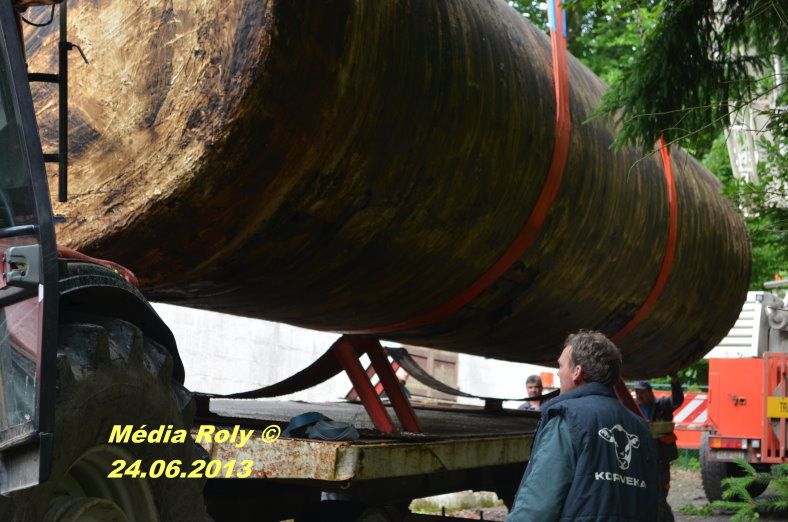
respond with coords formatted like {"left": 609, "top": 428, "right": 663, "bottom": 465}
{"left": 348, "top": 2, "right": 677, "bottom": 342}
{"left": 612, "top": 135, "right": 678, "bottom": 343}
{"left": 349, "top": 0, "right": 572, "bottom": 334}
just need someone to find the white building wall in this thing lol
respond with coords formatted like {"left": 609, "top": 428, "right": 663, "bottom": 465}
{"left": 157, "top": 289, "right": 780, "bottom": 408}
{"left": 152, "top": 303, "right": 556, "bottom": 406}
{"left": 152, "top": 303, "right": 351, "bottom": 402}
{"left": 455, "top": 353, "right": 557, "bottom": 409}
{"left": 725, "top": 55, "right": 784, "bottom": 207}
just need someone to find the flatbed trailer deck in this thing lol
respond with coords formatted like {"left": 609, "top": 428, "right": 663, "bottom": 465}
{"left": 197, "top": 399, "right": 539, "bottom": 521}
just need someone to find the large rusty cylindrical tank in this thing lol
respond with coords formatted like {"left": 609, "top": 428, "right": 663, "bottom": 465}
{"left": 25, "top": 0, "right": 750, "bottom": 377}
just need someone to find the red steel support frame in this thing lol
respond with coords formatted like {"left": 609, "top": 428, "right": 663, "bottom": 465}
{"left": 333, "top": 335, "right": 421, "bottom": 434}
{"left": 346, "top": 359, "right": 403, "bottom": 400}
{"left": 614, "top": 379, "right": 645, "bottom": 418}
{"left": 362, "top": 337, "right": 422, "bottom": 433}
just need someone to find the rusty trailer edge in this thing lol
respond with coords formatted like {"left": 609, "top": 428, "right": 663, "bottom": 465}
{"left": 200, "top": 433, "right": 533, "bottom": 482}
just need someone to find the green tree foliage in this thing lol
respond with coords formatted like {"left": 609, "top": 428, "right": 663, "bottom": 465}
{"left": 592, "top": 0, "right": 786, "bottom": 153}
{"left": 510, "top": 0, "right": 787, "bottom": 289}
{"left": 645, "top": 359, "right": 708, "bottom": 389}
{"left": 702, "top": 92, "right": 788, "bottom": 288}
{"left": 508, "top": 1, "right": 663, "bottom": 84}
{"left": 680, "top": 461, "right": 788, "bottom": 519}
{"left": 678, "top": 502, "right": 714, "bottom": 516}
{"left": 563, "top": 1, "right": 663, "bottom": 85}
{"left": 712, "top": 459, "right": 788, "bottom": 520}
{"left": 585, "top": 1, "right": 787, "bottom": 286}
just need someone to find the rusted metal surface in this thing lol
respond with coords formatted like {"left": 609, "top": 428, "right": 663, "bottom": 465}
{"left": 615, "top": 379, "right": 645, "bottom": 418}
{"left": 348, "top": 435, "right": 532, "bottom": 481}
{"left": 24, "top": 0, "right": 749, "bottom": 377}
{"left": 200, "top": 434, "right": 355, "bottom": 481}
{"left": 198, "top": 428, "right": 532, "bottom": 481}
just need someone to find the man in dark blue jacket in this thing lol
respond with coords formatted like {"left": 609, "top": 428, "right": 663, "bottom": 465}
{"left": 507, "top": 330, "right": 658, "bottom": 521}
{"left": 635, "top": 377, "right": 684, "bottom": 521}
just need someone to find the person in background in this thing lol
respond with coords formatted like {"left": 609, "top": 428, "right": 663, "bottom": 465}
{"left": 381, "top": 375, "right": 411, "bottom": 399}
{"left": 398, "top": 376, "right": 412, "bottom": 399}
{"left": 518, "top": 375, "right": 543, "bottom": 411}
{"left": 507, "top": 331, "right": 657, "bottom": 521}
{"left": 635, "top": 376, "right": 683, "bottom": 522}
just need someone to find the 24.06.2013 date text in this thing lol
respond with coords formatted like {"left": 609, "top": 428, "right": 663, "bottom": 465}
{"left": 108, "top": 459, "right": 253, "bottom": 479}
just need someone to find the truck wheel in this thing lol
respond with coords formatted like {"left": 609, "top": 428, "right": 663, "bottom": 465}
{"left": 700, "top": 432, "right": 727, "bottom": 501}
{"left": 747, "top": 477, "right": 769, "bottom": 498}
{"left": 700, "top": 432, "right": 769, "bottom": 501}
{"left": 5, "top": 315, "right": 208, "bottom": 521}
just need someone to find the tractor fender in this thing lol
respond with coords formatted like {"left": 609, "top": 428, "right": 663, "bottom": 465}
{"left": 57, "top": 260, "right": 185, "bottom": 383}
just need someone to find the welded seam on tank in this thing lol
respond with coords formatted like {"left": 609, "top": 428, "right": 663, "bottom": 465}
{"left": 343, "top": 1, "right": 572, "bottom": 335}
{"left": 611, "top": 135, "right": 678, "bottom": 343}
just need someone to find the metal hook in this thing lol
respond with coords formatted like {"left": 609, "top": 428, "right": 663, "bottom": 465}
{"left": 66, "top": 42, "right": 88, "bottom": 64}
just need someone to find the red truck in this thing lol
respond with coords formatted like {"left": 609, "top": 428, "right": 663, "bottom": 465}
{"left": 700, "top": 289, "right": 788, "bottom": 501}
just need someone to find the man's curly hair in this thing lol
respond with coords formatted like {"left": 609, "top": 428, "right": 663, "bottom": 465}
{"left": 564, "top": 330, "right": 622, "bottom": 387}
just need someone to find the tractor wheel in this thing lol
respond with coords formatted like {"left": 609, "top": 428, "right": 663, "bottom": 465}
{"left": 3, "top": 314, "right": 208, "bottom": 521}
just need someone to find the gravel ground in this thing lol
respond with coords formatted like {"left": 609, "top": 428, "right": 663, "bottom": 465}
{"left": 670, "top": 468, "right": 727, "bottom": 522}
{"left": 438, "top": 468, "right": 784, "bottom": 521}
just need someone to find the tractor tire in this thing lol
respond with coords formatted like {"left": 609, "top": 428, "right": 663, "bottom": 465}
{"left": 700, "top": 432, "right": 769, "bottom": 502}
{"left": 2, "top": 314, "right": 208, "bottom": 521}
